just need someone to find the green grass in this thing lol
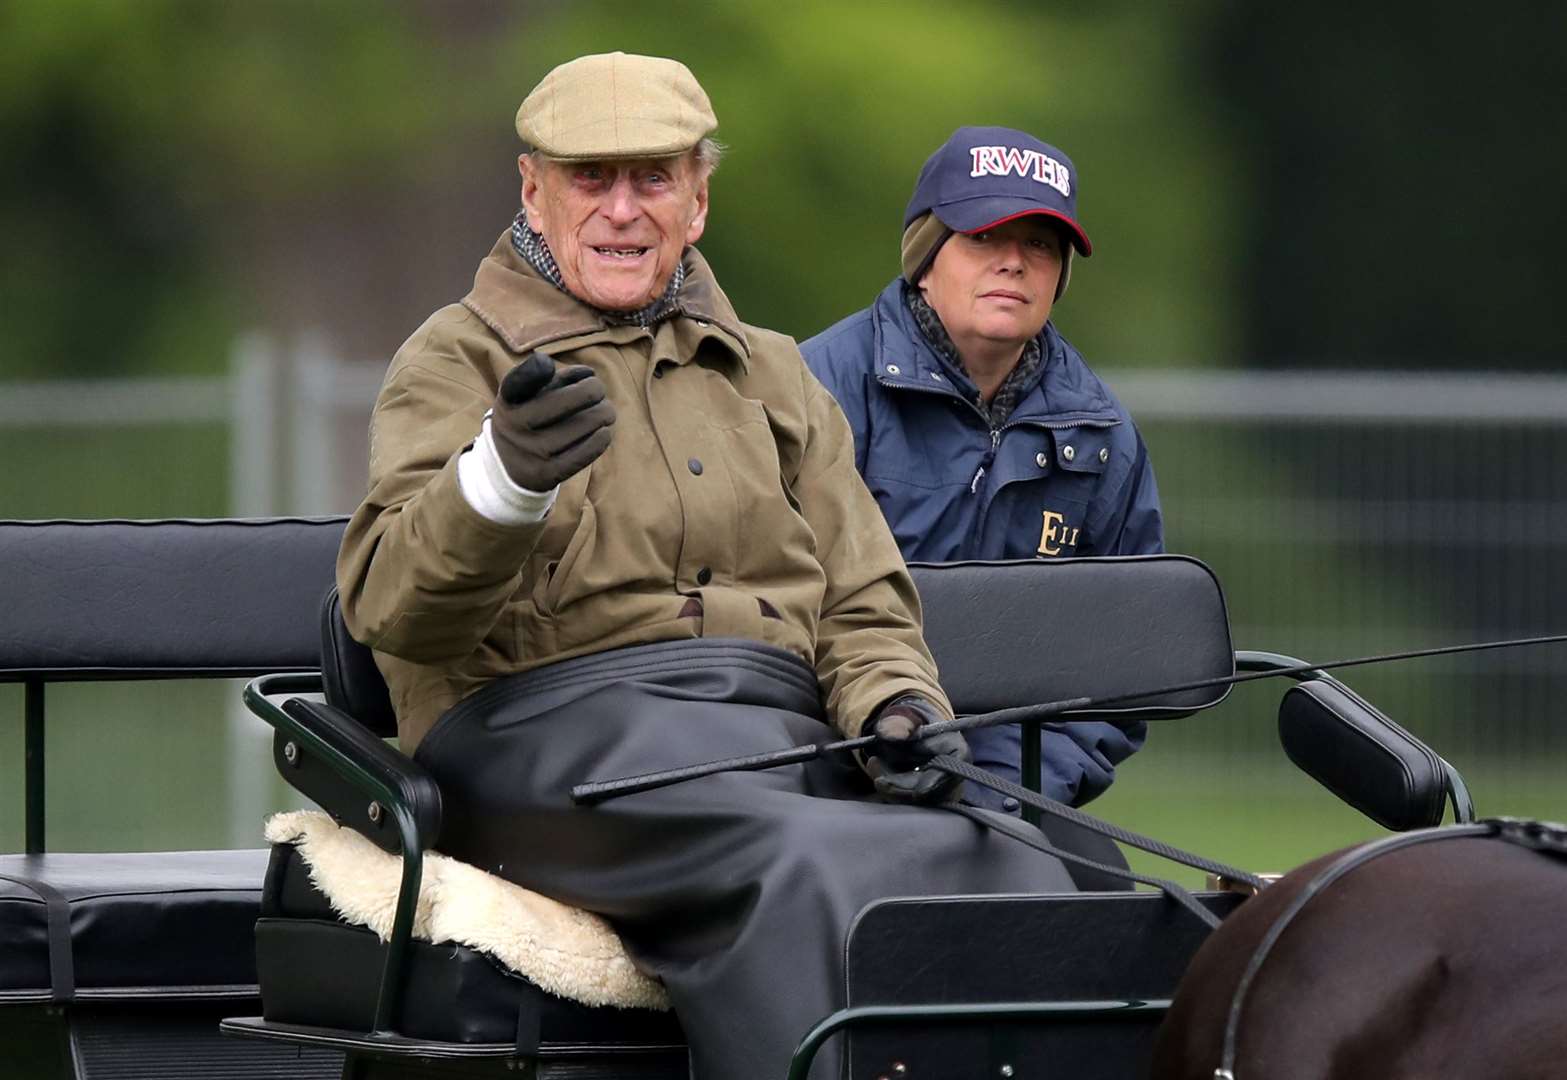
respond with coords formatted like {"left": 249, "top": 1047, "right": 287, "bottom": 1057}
{"left": 0, "top": 425, "right": 228, "bottom": 519}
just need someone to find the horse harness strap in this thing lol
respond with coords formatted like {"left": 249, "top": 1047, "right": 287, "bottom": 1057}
{"left": 1212, "top": 818, "right": 1562, "bottom": 1079}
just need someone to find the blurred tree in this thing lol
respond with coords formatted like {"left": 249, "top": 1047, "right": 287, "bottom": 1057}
{"left": 1210, "top": 2, "right": 1567, "bottom": 369}
{"left": 0, "top": 0, "right": 529, "bottom": 376}
{"left": 516, "top": 0, "right": 1240, "bottom": 364}
{"left": 0, "top": 0, "right": 1238, "bottom": 378}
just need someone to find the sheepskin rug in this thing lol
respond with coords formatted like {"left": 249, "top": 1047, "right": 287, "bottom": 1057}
{"left": 264, "top": 810, "right": 669, "bottom": 1011}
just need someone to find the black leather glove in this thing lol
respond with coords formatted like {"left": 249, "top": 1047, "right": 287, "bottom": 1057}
{"left": 490, "top": 351, "right": 616, "bottom": 492}
{"left": 861, "top": 695, "right": 970, "bottom": 804}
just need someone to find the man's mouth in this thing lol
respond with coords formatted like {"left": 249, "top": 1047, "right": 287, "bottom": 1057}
{"left": 591, "top": 245, "right": 651, "bottom": 260}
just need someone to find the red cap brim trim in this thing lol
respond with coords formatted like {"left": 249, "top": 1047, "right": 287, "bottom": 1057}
{"left": 964, "top": 209, "right": 1092, "bottom": 256}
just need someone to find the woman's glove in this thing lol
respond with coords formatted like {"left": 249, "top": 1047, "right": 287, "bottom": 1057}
{"left": 861, "top": 695, "right": 969, "bottom": 804}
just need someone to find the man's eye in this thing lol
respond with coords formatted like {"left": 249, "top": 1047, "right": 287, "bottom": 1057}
{"left": 970, "top": 231, "right": 992, "bottom": 243}
{"left": 576, "top": 168, "right": 605, "bottom": 183}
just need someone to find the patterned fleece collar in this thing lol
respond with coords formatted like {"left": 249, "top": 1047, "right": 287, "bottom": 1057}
{"left": 905, "top": 286, "right": 1042, "bottom": 429}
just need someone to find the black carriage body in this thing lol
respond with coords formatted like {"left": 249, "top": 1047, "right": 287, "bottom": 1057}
{"left": 0, "top": 518, "right": 345, "bottom": 1078}
{"left": 0, "top": 517, "right": 1464, "bottom": 1080}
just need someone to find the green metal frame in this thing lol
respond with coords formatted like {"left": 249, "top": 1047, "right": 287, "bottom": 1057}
{"left": 242, "top": 672, "right": 427, "bottom": 1039}
{"left": 25, "top": 680, "right": 45, "bottom": 854}
{"left": 785, "top": 999, "right": 1171, "bottom": 1080}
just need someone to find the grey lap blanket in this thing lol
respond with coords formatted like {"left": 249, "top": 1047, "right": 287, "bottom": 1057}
{"left": 415, "top": 638, "right": 1073, "bottom": 1080}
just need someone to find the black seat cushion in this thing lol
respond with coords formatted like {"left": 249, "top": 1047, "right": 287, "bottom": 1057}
{"left": 0, "top": 849, "right": 268, "bottom": 1000}
{"left": 257, "top": 844, "right": 684, "bottom": 1048}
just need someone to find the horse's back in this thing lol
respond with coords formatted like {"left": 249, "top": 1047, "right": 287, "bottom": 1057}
{"left": 1153, "top": 828, "right": 1567, "bottom": 1080}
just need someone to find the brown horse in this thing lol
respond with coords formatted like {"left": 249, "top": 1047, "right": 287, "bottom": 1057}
{"left": 1150, "top": 819, "right": 1567, "bottom": 1080}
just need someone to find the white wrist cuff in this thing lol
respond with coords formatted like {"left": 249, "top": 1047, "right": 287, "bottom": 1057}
{"left": 457, "top": 415, "right": 558, "bottom": 525}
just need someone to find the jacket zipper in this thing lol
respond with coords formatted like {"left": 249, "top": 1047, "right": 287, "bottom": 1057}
{"left": 971, "top": 428, "right": 1001, "bottom": 493}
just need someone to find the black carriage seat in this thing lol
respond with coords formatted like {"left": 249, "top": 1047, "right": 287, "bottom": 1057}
{"left": 227, "top": 554, "right": 1239, "bottom": 1074}
{"left": 0, "top": 517, "right": 347, "bottom": 1079}
{"left": 241, "top": 587, "right": 689, "bottom": 1068}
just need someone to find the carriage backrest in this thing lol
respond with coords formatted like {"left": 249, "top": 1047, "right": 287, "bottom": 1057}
{"left": 321, "top": 586, "right": 397, "bottom": 738}
{"left": 316, "top": 555, "right": 1235, "bottom": 738}
{"left": 910, "top": 556, "right": 1234, "bottom": 719}
{"left": 0, "top": 517, "right": 345, "bottom": 682}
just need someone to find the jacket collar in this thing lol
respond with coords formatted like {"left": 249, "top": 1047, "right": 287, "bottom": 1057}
{"left": 868, "top": 278, "right": 1117, "bottom": 421}
{"left": 462, "top": 231, "right": 751, "bottom": 371}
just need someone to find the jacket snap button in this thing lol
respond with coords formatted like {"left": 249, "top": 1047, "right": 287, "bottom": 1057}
{"left": 1035, "top": 451, "right": 1048, "bottom": 469}
{"left": 688, "top": 458, "right": 703, "bottom": 475}
{"left": 695, "top": 319, "right": 709, "bottom": 328}
{"left": 1002, "top": 797, "right": 1021, "bottom": 813}
{"left": 886, "top": 364, "right": 901, "bottom": 375}
{"left": 696, "top": 567, "right": 712, "bottom": 586}
{"left": 1099, "top": 446, "right": 1109, "bottom": 463}
{"left": 1062, "top": 445, "right": 1076, "bottom": 462}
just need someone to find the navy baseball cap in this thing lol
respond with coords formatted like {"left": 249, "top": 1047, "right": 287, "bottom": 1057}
{"left": 903, "top": 125, "right": 1092, "bottom": 256}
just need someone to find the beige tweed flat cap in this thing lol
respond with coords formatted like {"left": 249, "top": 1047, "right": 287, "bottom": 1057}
{"left": 516, "top": 52, "right": 717, "bottom": 160}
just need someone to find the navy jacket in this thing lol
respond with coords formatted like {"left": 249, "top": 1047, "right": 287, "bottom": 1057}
{"left": 803, "top": 279, "right": 1162, "bottom": 808}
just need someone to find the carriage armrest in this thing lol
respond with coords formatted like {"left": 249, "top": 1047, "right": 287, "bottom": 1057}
{"left": 243, "top": 675, "right": 442, "bottom": 857}
{"left": 244, "top": 672, "right": 443, "bottom": 1035}
{"left": 1278, "top": 678, "right": 1462, "bottom": 830}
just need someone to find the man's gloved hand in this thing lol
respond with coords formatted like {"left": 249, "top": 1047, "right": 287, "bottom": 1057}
{"left": 861, "top": 695, "right": 970, "bottom": 804}
{"left": 491, "top": 351, "right": 616, "bottom": 492}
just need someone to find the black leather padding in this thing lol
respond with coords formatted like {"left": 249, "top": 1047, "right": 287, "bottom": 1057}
{"left": 1278, "top": 679, "right": 1447, "bottom": 831}
{"left": 259, "top": 846, "right": 684, "bottom": 1047}
{"left": 0, "top": 518, "right": 347, "bottom": 679}
{"left": 844, "top": 892, "right": 1243, "bottom": 1080}
{"left": 320, "top": 587, "right": 397, "bottom": 738}
{"left": 910, "top": 556, "right": 1234, "bottom": 719}
{"left": 0, "top": 850, "right": 269, "bottom": 999}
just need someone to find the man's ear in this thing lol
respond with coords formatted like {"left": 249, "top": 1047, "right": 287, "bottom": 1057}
{"left": 685, "top": 169, "right": 710, "bottom": 246}
{"left": 518, "top": 154, "right": 546, "bottom": 233}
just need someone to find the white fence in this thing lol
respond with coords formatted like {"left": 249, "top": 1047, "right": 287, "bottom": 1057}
{"left": 5, "top": 345, "right": 1566, "bottom": 846}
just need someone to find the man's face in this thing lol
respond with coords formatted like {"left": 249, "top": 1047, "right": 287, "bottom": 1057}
{"left": 520, "top": 153, "right": 709, "bottom": 312}
{"left": 919, "top": 216, "right": 1065, "bottom": 349}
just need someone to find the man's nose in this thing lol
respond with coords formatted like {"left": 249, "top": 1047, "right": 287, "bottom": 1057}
{"left": 601, "top": 177, "right": 642, "bottom": 226}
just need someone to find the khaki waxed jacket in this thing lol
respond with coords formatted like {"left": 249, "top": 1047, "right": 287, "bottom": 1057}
{"left": 337, "top": 233, "right": 951, "bottom": 749}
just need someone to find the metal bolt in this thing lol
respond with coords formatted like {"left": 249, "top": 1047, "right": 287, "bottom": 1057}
{"left": 283, "top": 741, "right": 299, "bottom": 766}
{"left": 367, "top": 801, "right": 383, "bottom": 824}
{"left": 999, "top": 1067, "right": 1015, "bottom": 1078}
{"left": 1062, "top": 444, "right": 1075, "bottom": 462}
{"left": 886, "top": 364, "right": 902, "bottom": 375}
{"left": 1099, "top": 446, "right": 1109, "bottom": 463}
{"left": 1035, "top": 451, "right": 1049, "bottom": 468}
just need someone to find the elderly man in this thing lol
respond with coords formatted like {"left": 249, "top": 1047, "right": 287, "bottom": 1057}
{"left": 803, "top": 127, "right": 1163, "bottom": 824}
{"left": 337, "top": 55, "right": 1069, "bottom": 1080}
